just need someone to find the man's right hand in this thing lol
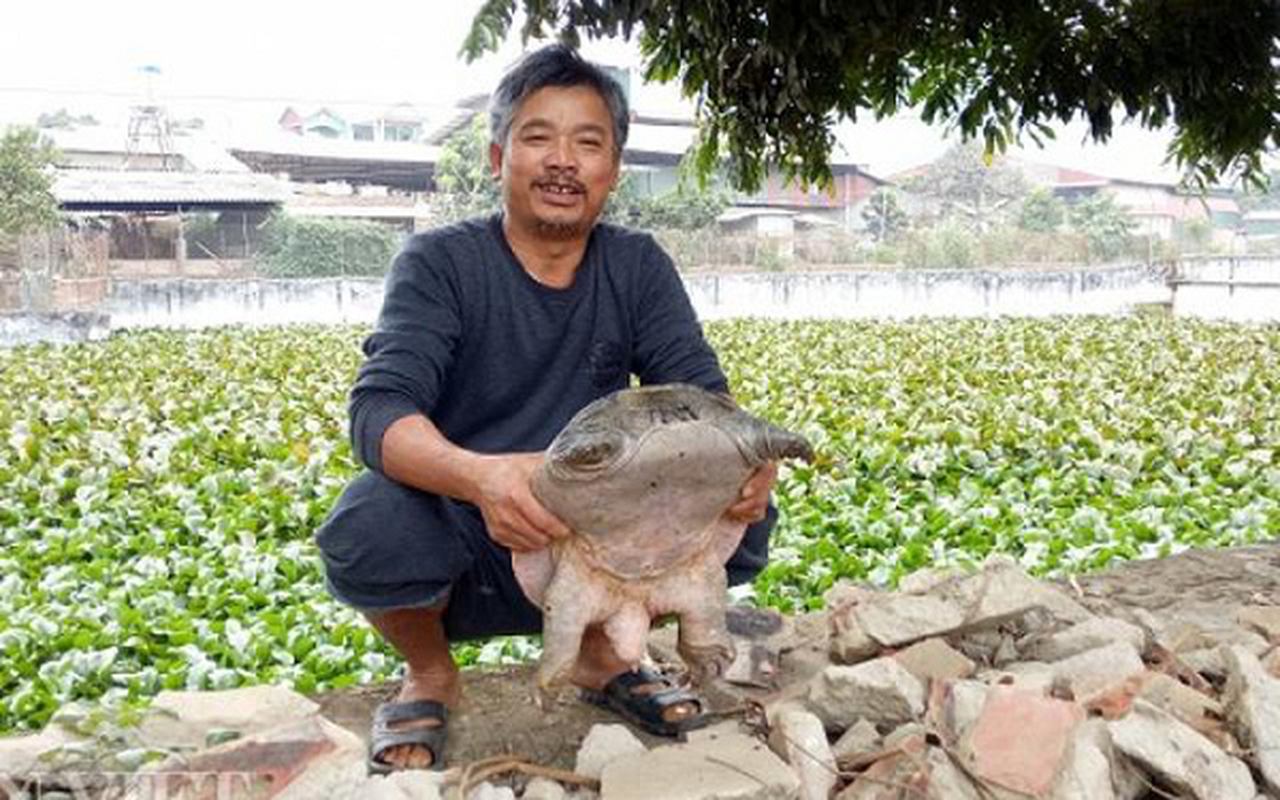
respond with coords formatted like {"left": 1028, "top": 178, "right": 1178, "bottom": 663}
{"left": 474, "top": 453, "right": 572, "bottom": 553}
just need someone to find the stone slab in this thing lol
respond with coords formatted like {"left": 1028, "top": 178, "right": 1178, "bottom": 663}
{"left": 1223, "top": 645, "right": 1280, "bottom": 796}
{"left": 1109, "top": 700, "right": 1255, "bottom": 800}
{"left": 806, "top": 657, "right": 925, "bottom": 731}
{"left": 892, "top": 638, "right": 975, "bottom": 682}
{"left": 967, "top": 687, "right": 1085, "bottom": 797}
{"left": 136, "top": 686, "right": 320, "bottom": 751}
{"left": 600, "top": 732, "right": 800, "bottom": 800}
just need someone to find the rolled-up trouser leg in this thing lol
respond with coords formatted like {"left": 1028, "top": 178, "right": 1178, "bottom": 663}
{"left": 315, "top": 470, "right": 543, "bottom": 641}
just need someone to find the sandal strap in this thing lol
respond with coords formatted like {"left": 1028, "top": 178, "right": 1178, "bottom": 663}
{"left": 370, "top": 726, "right": 446, "bottom": 756}
{"left": 373, "top": 699, "right": 448, "bottom": 727}
{"left": 604, "top": 667, "right": 702, "bottom": 711}
{"left": 606, "top": 664, "right": 679, "bottom": 692}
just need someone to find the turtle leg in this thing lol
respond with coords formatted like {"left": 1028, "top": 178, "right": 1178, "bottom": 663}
{"left": 670, "top": 560, "right": 735, "bottom": 685}
{"left": 602, "top": 601, "right": 651, "bottom": 670}
{"left": 537, "top": 549, "right": 607, "bottom": 697}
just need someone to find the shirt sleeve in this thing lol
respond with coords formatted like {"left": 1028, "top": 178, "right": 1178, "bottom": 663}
{"left": 630, "top": 236, "right": 729, "bottom": 393}
{"left": 348, "top": 242, "right": 463, "bottom": 471}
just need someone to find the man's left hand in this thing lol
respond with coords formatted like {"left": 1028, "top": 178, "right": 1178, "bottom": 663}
{"left": 724, "top": 462, "right": 778, "bottom": 524}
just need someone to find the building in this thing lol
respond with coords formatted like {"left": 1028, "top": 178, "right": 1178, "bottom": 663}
{"left": 1039, "top": 164, "right": 1240, "bottom": 242}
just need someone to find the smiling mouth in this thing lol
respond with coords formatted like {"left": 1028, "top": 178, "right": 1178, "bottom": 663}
{"left": 535, "top": 181, "right": 585, "bottom": 197}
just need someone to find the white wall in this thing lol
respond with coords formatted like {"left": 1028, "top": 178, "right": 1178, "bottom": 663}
{"left": 6, "top": 260, "right": 1276, "bottom": 348}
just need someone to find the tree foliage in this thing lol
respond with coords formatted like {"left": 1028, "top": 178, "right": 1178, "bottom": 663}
{"left": 256, "top": 213, "right": 402, "bottom": 277}
{"left": 463, "top": 1, "right": 1280, "bottom": 193}
{"left": 428, "top": 115, "right": 503, "bottom": 225}
{"left": 36, "top": 109, "right": 99, "bottom": 130}
{"left": 1019, "top": 189, "right": 1067, "bottom": 234}
{"left": 0, "top": 127, "right": 60, "bottom": 237}
{"left": 905, "top": 142, "right": 1027, "bottom": 232}
{"left": 861, "top": 189, "right": 910, "bottom": 243}
{"left": 1239, "top": 170, "right": 1280, "bottom": 212}
{"left": 604, "top": 172, "right": 728, "bottom": 230}
{"left": 1069, "top": 193, "right": 1136, "bottom": 263}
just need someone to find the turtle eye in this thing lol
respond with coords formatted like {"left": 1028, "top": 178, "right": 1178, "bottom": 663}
{"left": 554, "top": 433, "right": 620, "bottom": 469}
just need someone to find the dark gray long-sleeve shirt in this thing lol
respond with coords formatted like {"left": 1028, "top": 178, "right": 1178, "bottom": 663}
{"left": 349, "top": 214, "right": 727, "bottom": 471}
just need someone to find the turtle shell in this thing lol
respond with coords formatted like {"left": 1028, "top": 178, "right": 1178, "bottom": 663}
{"left": 531, "top": 384, "right": 811, "bottom": 580}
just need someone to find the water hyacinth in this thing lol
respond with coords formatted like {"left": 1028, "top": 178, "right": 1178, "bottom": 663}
{"left": 1, "top": 317, "right": 1278, "bottom": 732}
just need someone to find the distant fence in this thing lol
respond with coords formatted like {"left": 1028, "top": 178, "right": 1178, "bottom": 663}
{"left": 0, "top": 229, "right": 110, "bottom": 315}
{"left": 685, "top": 262, "right": 1171, "bottom": 320}
{"left": 1169, "top": 256, "right": 1280, "bottom": 323}
{"left": 89, "top": 263, "right": 1170, "bottom": 334}
{"left": 4, "top": 238, "right": 1279, "bottom": 347}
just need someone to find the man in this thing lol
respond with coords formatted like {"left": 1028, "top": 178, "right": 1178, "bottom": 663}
{"left": 316, "top": 44, "right": 778, "bottom": 773}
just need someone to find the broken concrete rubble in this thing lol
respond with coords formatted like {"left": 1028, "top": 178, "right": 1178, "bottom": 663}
{"left": 766, "top": 709, "right": 836, "bottom": 800}
{"left": 599, "top": 730, "right": 801, "bottom": 800}
{"left": 1237, "top": 605, "right": 1280, "bottom": 644}
{"left": 805, "top": 657, "right": 926, "bottom": 731}
{"left": 892, "top": 638, "right": 976, "bottom": 682}
{"left": 1021, "top": 616, "right": 1148, "bottom": 663}
{"left": 830, "top": 718, "right": 880, "bottom": 768}
{"left": 1049, "top": 640, "right": 1147, "bottom": 702}
{"left": 574, "top": 725, "right": 647, "bottom": 781}
{"left": 1138, "top": 672, "right": 1225, "bottom": 739}
{"left": 1048, "top": 719, "right": 1136, "bottom": 800}
{"left": 966, "top": 687, "right": 1085, "bottom": 797}
{"left": 1109, "top": 700, "right": 1256, "bottom": 800}
{"left": 847, "top": 594, "right": 965, "bottom": 649}
{"left": 1222, "top": 645, "right": 1280, "bottom": 796}
{"left": 6, "top": 555, "right": 1280, "bottom": 800}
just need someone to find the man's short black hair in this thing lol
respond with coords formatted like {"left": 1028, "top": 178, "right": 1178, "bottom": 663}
{"left": 489, "top": 44, "right": 630, "bottom": 156}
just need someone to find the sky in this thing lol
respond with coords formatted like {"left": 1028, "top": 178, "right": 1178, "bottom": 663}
{"left": 0, "top": 1, "right": 1194, "bottom": 183}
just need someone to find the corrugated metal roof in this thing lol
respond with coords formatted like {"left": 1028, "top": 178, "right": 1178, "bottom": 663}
{"left": 229, "top": 133, "right": 440, "bottom": 163}
{"left": 45, "top": 127, "right": 253, "bottom": 174}
{"left": 53, "top": 169, "right": 292, "bottom": 206}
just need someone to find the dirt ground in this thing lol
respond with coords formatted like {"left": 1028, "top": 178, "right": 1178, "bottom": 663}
{"left": 310, "top": 543, "right": 1280, "bottom": 771}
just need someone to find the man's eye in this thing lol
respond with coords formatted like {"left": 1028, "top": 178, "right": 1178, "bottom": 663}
{"left": 524, "top": 134, "right": 549, "bottom": 143}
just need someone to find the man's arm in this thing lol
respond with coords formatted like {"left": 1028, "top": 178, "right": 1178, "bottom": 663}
{"left": 380, "top": 413, "right": 571, "bottom": 553}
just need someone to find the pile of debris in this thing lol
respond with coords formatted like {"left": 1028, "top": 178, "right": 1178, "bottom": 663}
{"left": 752, "top": 556, "right": 1280, "bottom": 799}
{"left": 2, "top": 556, "right": 1278, "bottom": 799}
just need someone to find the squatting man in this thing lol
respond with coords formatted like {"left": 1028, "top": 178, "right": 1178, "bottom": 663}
{"left": 315, "top": 44, "right": 780, "bottom": 772}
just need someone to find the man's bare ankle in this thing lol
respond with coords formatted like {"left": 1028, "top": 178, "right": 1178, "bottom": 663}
{"left": 397, "top": 668, "right": 459, "bottom": 703}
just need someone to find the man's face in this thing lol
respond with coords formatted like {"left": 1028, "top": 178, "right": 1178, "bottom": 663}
{"left": 491, "top": 84, "right": 621, "bottom": 241}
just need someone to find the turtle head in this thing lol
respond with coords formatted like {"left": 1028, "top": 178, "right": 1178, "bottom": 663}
{"left": 731, "top": 417, "right": 814, "bottom": 467}
{"left": 756, "top": 422, "right": 815, "bottom": 464}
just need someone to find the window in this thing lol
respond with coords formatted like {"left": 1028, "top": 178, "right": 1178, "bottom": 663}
{"left": 383, "top": 123, "right": 420, "bottom": 142}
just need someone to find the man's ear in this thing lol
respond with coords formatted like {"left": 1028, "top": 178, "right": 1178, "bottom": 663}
{"left": 607, "top": 155, "right": 622, "bottom": 191}
{"left": 489, "top": 142, "right": 503, "bottom": 180}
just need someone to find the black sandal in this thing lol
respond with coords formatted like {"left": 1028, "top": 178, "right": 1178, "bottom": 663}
{"left": 580, "top": 665, "right": 709, "bottom": 737}
{"left": 368, "top": 699, "right": 449, "bottom": 774}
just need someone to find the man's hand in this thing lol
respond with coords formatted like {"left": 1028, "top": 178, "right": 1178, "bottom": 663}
{"left": 724, "top": 462, "right": 778, "bottom": 524}
{"left": 474, "top": 453, "right": 573, "bottom": 552}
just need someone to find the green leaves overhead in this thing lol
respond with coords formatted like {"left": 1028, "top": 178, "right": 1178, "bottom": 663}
{"left": 462, "top": 1, "right": 1280, "bottom": 192}
{"left": 2, "top": 317, "right": 1278, "bottom": 733}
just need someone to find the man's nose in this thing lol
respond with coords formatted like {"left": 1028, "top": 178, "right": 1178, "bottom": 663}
{"left": 544, "top": 136, "right": 577, "bottom": 170}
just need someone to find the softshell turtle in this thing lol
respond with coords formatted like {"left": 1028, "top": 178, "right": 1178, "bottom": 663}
{"left": 512, "top": 383, "right": 814, "bottom": 692}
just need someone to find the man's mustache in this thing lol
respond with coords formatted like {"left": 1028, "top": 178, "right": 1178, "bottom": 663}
{"left": 533, "top": 176, "right": 587, "bottom": 193}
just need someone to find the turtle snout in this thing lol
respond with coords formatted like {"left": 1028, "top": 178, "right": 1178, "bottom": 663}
{"left": 762, "top": 426, "right": 815, "bottom": 463}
